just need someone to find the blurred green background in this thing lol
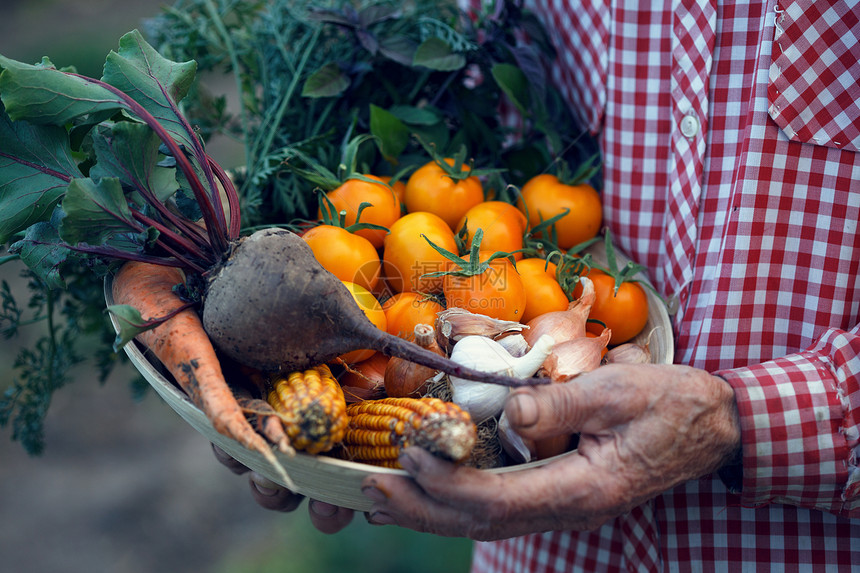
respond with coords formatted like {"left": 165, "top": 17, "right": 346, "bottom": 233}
{"left": 0, "top": 1, "right": 473, "bottom": 571}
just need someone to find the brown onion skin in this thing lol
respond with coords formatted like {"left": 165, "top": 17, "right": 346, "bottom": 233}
{"left": 522, "top": 277, "right": 595, "bottom": 348}
{"left": 339, "top": 352, "right": 388, "bottom": 401}
{"left": 384, "top": 324, "right": 445, "bottom": 398}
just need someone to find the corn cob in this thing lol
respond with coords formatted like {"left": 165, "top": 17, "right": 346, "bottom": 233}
{"left": 267, "top": 365, "right": 348, "bottom": 455}
{"left": 339, "top": 397, "right": 477, "bottom": 468}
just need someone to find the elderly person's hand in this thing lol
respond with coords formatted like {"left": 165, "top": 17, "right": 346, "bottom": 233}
{"left": 211, "top": 443, "right": 355, "bottom": 534}
{"left": 359, "top": 363, "right": 741, "bottom": 540}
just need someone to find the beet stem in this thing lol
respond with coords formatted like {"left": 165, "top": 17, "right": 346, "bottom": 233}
{"left": 362, "top": 324, "right": 550, "bottom": 387}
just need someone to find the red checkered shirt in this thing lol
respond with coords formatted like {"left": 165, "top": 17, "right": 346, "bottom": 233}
{"left": 470, "top": 0, "right": 860, "bottom": 571}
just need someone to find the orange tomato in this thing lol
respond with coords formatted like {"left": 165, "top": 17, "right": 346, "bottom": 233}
{"left": 519, "top": 271, "right": 569, "bottom": 324}
{"left": 455, "top": 201, "right": 528, "bottom": 260}
{"left": 518, "top": 173, "right": 602, "bottom": 250}
{"left": 404, "top": 158, "right": 484, "bottom": 230}
{"left": 579, "top": 270, "right": 649, "bottom": 345}
{"left": 321, "top": 175, "right": 401, "bottom": 248}
{"left": 515, "top": 257, "right": 558, "bottom": 279}
{"left": 302, "top": 225, "right": 381, "bottom": 291}
{"left": 382, "top": 211, "right": 458, "bottom": 293}
{"left": 338, "top": 281, "right": 387, "bottom": 364}
{"left": 382, "top": 292, "right": 446, "bottom": 341}
{"left": 379, "top": 175, "right": 407, "bottom": 206}
{"left": 442, "top": 252, "right": 527, "bottom": 322}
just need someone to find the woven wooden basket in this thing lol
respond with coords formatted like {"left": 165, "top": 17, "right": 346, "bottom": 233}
{"left": 105, "top": 246, "right": 672, "bottom": 512}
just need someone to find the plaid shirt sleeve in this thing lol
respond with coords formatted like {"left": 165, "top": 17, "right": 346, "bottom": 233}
{"left": 717, "top": 327, "right": 860, "bottom": 517}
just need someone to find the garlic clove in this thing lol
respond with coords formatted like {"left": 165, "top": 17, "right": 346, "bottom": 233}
{"left": 497, "top": 411, "right": 534, "bottom": 464}
{"left": 603, "top": 341, "right": 651, "bottom": 364}
{"left": 436, "top": 307, "right": 526, "bottom": 352}
{"left": 496, "top": 333, "right": 531, "bottom": 357}
{"left": 449, "top": 378, "right": 511, "bottom": 425}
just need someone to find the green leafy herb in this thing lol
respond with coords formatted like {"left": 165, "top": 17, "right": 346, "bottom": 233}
{"left": 0, "top": 29, "right": 242, "bottom": 452}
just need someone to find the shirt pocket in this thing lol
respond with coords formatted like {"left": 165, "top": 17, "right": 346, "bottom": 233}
{"left": 767, "top": 0, "right": 860, "bottom": 152}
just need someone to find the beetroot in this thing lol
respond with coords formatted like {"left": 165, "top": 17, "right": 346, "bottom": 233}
{"left": 203, "top": 229, "right": 546, "bottom": 386}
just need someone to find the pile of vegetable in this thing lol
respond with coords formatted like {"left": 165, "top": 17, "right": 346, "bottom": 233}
{"left": 0, "top": 0, "right": 657, "bottom": 472}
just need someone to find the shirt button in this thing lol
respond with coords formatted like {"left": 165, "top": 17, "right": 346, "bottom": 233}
{"left": 680, "top": 114, "right": 700, "bottom": 139}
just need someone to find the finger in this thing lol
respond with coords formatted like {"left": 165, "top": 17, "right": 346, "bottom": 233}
{"left": 362, "top": 463, "right": 486, "bottom": 538}
{"left": 308, "top": 500, "right": 355, "bottom": 534}
{"left": 211, "top": 443, "right": 250, "bottom": 475}
{"left": 503, "top": 383, "right": 592, "bottom": 440}
{"left": 504, "top": 366, "right": 652, "bottom": 440}
{"left": 248, "top": 471, "right": 305, "bottom": 512}
{"left": 364, "top": 448, "right": 608, "bottom": 539}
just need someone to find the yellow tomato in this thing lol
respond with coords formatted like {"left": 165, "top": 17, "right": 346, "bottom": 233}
{"left": 442, "top": 252, "right": 527, "bottom": 322}
{"left": 518, "top": 174, "right": 602, "bottom": 250}
{"left": 519, "top": 271, "right": 569, "bottom": 324}
{"left": 382, "top": 211, "right": 458, "bottom": 293}
{"left": 382, "top": 292, "right": 446, "bottom": 341}
{"left": 515, "top": 257, "right": 558, "bottom": 279}
{"left": 455, "top": 201, "right": 528, "bottom": 260}
{"left": 404, "top": 158, "right": 484, "bottom": 230}
{"left": 322, "top": 175, "right": 401, "bottom": 249}
{"left": 302, "top": 225, "right": 381, "bottom": 291}
{"left": 338, "top": 281, "right": 387, "bottom": 364}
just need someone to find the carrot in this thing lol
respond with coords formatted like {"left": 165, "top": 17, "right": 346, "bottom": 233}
{"left": 112, "top": 261, "right": 295, "bottom": 490}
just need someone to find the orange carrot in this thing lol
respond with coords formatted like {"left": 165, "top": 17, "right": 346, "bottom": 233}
{"left": 112, "top": 261, "right": 295, "bottom": 489}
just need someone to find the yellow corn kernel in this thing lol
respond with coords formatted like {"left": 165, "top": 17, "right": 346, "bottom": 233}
{"left": 267, "top": 365, "right": 348, "bottom": 455}
{"left": 339, "top": 397, "right": 476, "bottom": 467}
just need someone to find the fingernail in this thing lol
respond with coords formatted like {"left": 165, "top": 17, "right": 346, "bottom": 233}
{"left": 368, "top": 511, "right": 396, "bottom": 525}
{"left": 361, "top": 486, "right": 387, "bottom": 503}
{"left": 250, "top": 472, "right": 281, "bottom": 496}
{"left": 508, "top": 391, "right": 539, "bottom": 428}
{"left": 309, "top": 500, "right": 338, "bottom": 517}
{"left": 398, "top": 452, "right": 418, "bottom": 474}
{"left": 251, "top": 480, "right": 280, "bottom": 497}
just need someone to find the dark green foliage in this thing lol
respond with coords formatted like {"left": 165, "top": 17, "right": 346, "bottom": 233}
{"left": 144, "top": 0, "right": 599, "bottom": 228}
{"left": 0, "top": 264, "right": 134, "bottom": 455}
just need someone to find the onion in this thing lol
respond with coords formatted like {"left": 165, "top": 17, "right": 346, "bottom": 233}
{"left": 603, "top": 342, "right": 651, "bottom": 364}
{"left": 603, "top": 327, "right": 659, "bottom": 365}
{"left": 543, "top": 327, "right": 611, "bottom": 382}
{"left": 522, "top": 276, "right": 595, "bottom": 347}
{"left": 338, "top": 352, "right": 388, "bottom": 402}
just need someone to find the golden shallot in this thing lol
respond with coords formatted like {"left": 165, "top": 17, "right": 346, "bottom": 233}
{"left": 603, "top": 326, "right": 659, "bottom": 364}
{"left": 542, "top": 327, "right": 611, "bottom": 382}
{"left": 522, "top": 276, "right": 595, "bottom": 347}
{"left": 385, "top": 324, "right": 446, "bottom": 398}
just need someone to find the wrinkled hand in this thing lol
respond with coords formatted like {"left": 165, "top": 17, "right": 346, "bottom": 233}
{"left": 360, "top": 363, "right": 741, "bottom": 540}
{"left": 211, "top": 444, "right": 355, "bottom": 534}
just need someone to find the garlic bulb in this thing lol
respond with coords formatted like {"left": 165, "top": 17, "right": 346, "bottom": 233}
{"left": 448, "top": 334, "right": 555, "bottom": 424}
{"left": 523, "top": 276, "right": 595, "bottom": 347}
{"left": 543, "top": 327, "right": 610, "bottom": 382}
